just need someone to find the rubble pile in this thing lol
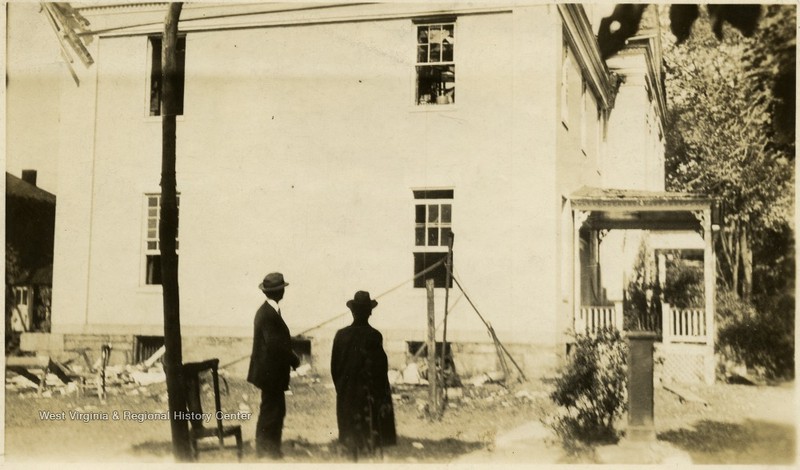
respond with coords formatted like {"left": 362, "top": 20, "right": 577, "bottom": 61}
{"left": 5, "top": 348, "right": 169, "bottom": 399}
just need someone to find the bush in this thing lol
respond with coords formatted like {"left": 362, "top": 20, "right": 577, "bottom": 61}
{"left": 548, "top": 329, "right": 628, "bottom": 448}
{"left": 716, "top": 290, "right": 794, "bottom": 380}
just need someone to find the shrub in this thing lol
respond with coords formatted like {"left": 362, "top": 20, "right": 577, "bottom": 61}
{"left": 716, "top": 290, "right": 794, "bottom": 379}
{"left": 548, "top": 329, "right": 628, "bottom": 448}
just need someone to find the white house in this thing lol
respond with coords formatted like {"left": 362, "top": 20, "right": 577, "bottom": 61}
{"left": 24, "top": 3, "right": 716, "bottom": 383}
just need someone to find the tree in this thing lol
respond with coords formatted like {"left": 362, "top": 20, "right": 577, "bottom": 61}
{"left": 664, "top": 7, "right": 794, "bottom": 301}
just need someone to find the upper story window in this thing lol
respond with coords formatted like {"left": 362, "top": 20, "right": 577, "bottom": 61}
{"left": 413, "top": 189, "right": 453, "bottom": 288}
{"left": 143, "top": 193, "right": 179, "bottom": 285}
{"left": 415, "top": 22, "right": 455, "bottom": 106}
{"left": 148, "top": 35, "right": 186, "bottom": 117}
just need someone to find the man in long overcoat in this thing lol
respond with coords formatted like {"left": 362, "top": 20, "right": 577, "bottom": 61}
{"left": 331, "top": 291, "right": 397, "bottom": 459}
{"left": 247, "top": 272, "right": 300, "bottom": 459}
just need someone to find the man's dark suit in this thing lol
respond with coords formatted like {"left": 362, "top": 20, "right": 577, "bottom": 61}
{"left": 247, "top": 301, "right": 299, "bottom": 457}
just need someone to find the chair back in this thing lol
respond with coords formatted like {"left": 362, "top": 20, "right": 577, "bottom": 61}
{"left": 182, "top": 359, "right": 223, "bottom": 435}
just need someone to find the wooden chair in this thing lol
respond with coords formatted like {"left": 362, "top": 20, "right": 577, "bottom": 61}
{"left": 183, "top": 359, "right": 243, "bottom": 461}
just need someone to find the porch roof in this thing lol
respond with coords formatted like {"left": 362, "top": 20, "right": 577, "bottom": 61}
{"left": 570, "top": 186, "right": 717, "bottom": 231}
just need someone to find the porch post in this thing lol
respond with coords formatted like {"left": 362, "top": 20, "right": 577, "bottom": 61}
{"left": 573, "top": 211, "right": 590, "bottom": 334}
{"left": 703, "top": 208, "right": 716, "bottom": 384}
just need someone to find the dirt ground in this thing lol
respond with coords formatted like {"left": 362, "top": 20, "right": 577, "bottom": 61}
{"left": 4, "top": 371, "right": 550, "bottom": 463}
{"left": 4, "top": 370, "right": 795, "bottom": 464}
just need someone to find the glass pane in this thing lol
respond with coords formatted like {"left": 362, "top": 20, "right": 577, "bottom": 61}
{"left": 430, "top": 43, "right": 441, "bottom": 62}
{"left": 443, "top": 24, "right": 454, "bottom": 41}
{"left": 429, "top": 25, "right": 442, "bottom": 43}
{"left": 148, "top": 219, "right": 157, "bottom": 229}
{"left": 441, "top": 204, "right": 452, "bottom": 223}
{"left": 147, "top": 241, "right": 157, "bottom": 250}
{"left": 148, "top": 196, "right": 158, "bottom": 207}
{"left": 148, "top": 229, "right": 157, "bottom": 238}
{"left": 148, "top": 208, "right": 157, "bottom": 217}
{"left": 417, "top": 26, "right": 428, "bottom": 44}
{"left": 440, "top": 227, "right": 452, "bottom": 246}
{"left": 442, "top": 43, "right": 453, "bottom": 62}
{"left": 428, "top": 227, "right": 439, "bottom": 246}
{"left": 428, "top": 204, "right": 439, "bottom": 223}
{"left": 417, "top": 45, "right": 428, "bottom": 63}
{"left": 415, "top": 205, "right": 425, "bottom": 223}
{"left": 415, "top": 227, "right": 425, "bottom": 246}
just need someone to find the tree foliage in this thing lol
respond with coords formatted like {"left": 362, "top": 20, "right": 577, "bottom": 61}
{"left": 663, "top": 6, "right": 794, "bottom": 299}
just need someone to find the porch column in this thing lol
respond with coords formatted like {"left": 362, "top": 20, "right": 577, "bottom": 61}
{"left": 573, "top": 211, "right": 590, "bottom": 334}
{"left": 703, "top": 208, "right": 716, "bottom": 384}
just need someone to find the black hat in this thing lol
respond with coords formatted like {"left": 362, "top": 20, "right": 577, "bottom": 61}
{"left": 259, "top": 272, "right": 289, "bottom": 292}
{"left": 346, "top": 291, "right": 378, "bottom": 310}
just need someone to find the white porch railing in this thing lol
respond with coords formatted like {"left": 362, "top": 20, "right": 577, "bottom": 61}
{"left": 576, "top": 302, "right": 710, "bottom": 345}
{"left": 662, "top": 303, "right": 708, "bottom": 344}
{"left": 576, "top": 303, "right": 623, "bottom": 335}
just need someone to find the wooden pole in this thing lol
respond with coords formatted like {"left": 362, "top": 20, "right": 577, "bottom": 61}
{"left": 440, "top": 232, "right": 454, "bottom": 409}
{"left": 426, "top": 278, "right": 438, "bottom": 420}
{"left": 160, "top": 2, "right": 192, "bottom": 461}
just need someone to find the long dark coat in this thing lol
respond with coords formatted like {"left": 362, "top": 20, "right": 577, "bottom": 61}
{"left": 331, "top": 320, "right": 397, "bottom": 452}
{"left": 247, "top": 301, "right": 299, "bottom": 392}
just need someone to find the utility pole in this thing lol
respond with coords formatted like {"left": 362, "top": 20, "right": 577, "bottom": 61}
{"left": 160, "top": 2, "right": 192, "bottom": 461}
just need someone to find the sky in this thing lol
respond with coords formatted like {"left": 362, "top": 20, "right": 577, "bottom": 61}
{"left": 6, "top": 2, "right": 64, "bottom": 194}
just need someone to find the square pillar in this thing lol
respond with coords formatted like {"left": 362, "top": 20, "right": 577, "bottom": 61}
{"left": 626, "top": 331, "right": 659, "bottom": 441}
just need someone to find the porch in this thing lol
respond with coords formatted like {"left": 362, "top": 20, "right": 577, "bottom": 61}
{"left": 569, "top": 187, "right": 720, "bottom": 384}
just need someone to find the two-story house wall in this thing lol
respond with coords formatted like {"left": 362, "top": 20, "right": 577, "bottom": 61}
{"left": 38, "top": 3, "right": 671, "bottom": 378}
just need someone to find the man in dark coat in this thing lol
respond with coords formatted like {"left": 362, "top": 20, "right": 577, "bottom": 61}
{"left": 247, "top": 272, "right": 300, "bottom": 459}
{"left": 331, "top": 291, "right": 397, "bottom": 459}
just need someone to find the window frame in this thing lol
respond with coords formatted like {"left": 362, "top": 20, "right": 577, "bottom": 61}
{"left": 413, "top": 188, "right": 454, "bottom": 288}
{"left": 414, "top": 20, "right": 456, "bottom": 107}
{"left": 142, "top": 192, "right": 180, "bottom": 286}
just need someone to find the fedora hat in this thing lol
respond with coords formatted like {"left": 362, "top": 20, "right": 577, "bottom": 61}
{"left": 259, "top": 272, "right": 289, "bottom": 292}
{"left": 346, "top": 290, "right": 378, "bottom": 310}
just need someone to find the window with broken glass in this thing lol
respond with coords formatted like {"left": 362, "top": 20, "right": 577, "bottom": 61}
{"left": 416, "top": 23, "right": 455, "bottom": 106}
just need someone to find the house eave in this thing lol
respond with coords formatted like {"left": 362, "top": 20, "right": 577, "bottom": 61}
{"left": 558, "top": 4, "right": 614, "bottom": 110}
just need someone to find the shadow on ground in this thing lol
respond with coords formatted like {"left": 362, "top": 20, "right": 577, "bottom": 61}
{"left": 131, "top": 435, "right": 484, "bottom": 463}
{"left": 658, "top": 419, "right": 796, "bottom": 465}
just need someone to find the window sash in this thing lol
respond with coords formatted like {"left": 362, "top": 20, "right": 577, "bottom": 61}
{"left": 144, "top": 193, "right": 179, "bottom": 285}
{"left": 414, "top": 198, "right": 452, "bottom": 248}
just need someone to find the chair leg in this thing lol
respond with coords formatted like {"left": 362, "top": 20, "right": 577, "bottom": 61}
{"left": 235, "top": 429, "right": 243, "bottom": 461}
{"left": 190, "top": 438, "right": 199, "bottom": 461}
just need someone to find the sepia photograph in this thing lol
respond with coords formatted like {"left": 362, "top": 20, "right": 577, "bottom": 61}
{"left": 4, "top": 1, "right": 796, "bottom": 464}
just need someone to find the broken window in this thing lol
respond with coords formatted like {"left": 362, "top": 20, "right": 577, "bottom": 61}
{"left": 415, "top": 22, "right": 455, "bottom": 105}
{"left": 144, "top": 193, "right": 179, "bottom": 285}
{"left": 148, "top": 35, "right": 186, "bottom": 117}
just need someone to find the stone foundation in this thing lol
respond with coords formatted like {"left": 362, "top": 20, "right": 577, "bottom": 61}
{"left": 20, "top": 331, "right": 560, "bottom": 381}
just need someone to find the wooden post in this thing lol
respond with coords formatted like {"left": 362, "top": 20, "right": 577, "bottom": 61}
{"left": 703, "top": 208, "right": 716, "bottom": 384}
{"left": 573, "top": 211, "right": 589, "bottom": 334}
{"left": 661, "top": 303, "right": 671, "bottom": 345}
{"left": 160, "top": 2, "right": 192, "bottom": 461}
{"left": 426, "top": 279, "right": 438, "bottom": 419}
{"left": 441, "top": 232, "right": 454, "bottom": 409}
